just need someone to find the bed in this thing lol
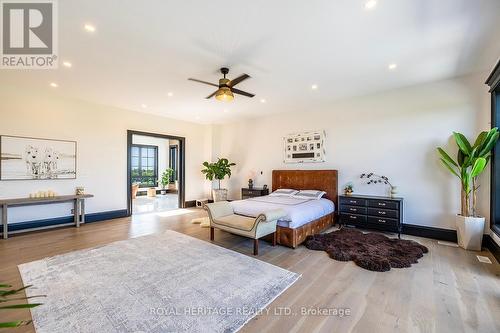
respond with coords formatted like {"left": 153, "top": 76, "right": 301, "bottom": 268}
{"left": 231, "top": 170, "right": 338, "bottom": 248}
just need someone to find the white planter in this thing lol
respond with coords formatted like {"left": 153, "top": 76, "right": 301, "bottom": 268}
{"left": 212, "top": 189, "right": 228, "bottom": 202}
{"left": 456, "top": 215, "right": 485, "bottom": 251}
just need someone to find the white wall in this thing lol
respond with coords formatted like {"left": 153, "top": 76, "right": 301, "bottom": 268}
{"left": 212, "top": 73, "right": 492, "bottom": 231}
{"left": 0, "top": 88, "right": 212, "bottom": 223}
{"left": 132, "top": 134, "right": 170, "bottom": 181}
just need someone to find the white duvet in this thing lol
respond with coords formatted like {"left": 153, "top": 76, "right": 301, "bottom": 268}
{"left": 230, "top": 195, "right": 335, "bottom": 229}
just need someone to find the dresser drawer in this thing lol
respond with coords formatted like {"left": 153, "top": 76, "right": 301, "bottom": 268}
{"left": 367, "top": 207, "right": 398, "bottom": 219}
{"left": 340, "top": 213, "right": 367, "bottom": 225}
{"left": 367, "top": 199, "right": 398, "bottom": 210}
{"left": 242, "top": 190, "right": 260, "bottom": 196}
{"left": 340, "top": 205, "right": 367, "bottom": 215}
{"left": 367, "top": 216, "right": 398, "bottom": 228}
{"left": 340, "top": 197, "right": 366, "bottom": 207}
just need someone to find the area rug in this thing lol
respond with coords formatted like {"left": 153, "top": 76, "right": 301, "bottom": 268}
{"left": 18, "top": 230, "right": 300, "bottom": 333}
{"left": 304, "top": 228, "right": 428, "bottom": 272}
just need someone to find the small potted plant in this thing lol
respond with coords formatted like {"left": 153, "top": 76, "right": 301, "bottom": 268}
{"left": 437, "top": 128, "right": 499, "bottom": 250}
{"left": 344, "top": 183, "right": 354, "bottom": 196}
{"left": 160, "top": 168, "right": 174, "bottom": 195}
{"left": 201, "top": 158, "right": 236, "bottom": 202}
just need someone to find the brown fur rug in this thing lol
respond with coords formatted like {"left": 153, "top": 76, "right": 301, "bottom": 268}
{"left": 304, "top": 228, "right": 428, "bottom": 272}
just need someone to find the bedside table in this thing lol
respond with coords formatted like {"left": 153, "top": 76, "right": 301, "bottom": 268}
{"left": 241, "top": 188, "right": 269, "bottom": 199}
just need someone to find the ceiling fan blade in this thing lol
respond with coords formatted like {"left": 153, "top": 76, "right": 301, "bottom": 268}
{"left": 231, "top": 88, "right": 255, "bottom": 98}
{"left": 228, "top": 74, "right": 250, "bottom": 87}
{"left": 206, "top": 90, "right": 219, "bottom": 99}
{"left": 188, "top": 78, "right": 219, "bottom": 87}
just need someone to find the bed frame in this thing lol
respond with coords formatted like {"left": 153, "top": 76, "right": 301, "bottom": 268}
{"left": 272, "top": 169, "right": 338, "bottom": 248}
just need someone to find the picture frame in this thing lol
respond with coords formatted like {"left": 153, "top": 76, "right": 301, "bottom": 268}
{"left": 0, "top": 135, "right": 77, "bottom": 180}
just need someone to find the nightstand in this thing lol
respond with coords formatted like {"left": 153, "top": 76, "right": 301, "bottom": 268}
{"left": 241, "top": 188, "right": 269, "bottom": 199}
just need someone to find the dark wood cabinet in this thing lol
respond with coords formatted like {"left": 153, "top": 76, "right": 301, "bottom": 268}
{"left": 339, "top": 194, "right": 403, "bottom": 238}
{"left": 241, "top": 188, "right": 269, "bottom": 199}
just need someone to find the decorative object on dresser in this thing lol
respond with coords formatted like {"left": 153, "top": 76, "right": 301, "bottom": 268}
{"left": 360, "top": 172, "right": 397, "bottom": 197}
{"left": 304, "top": 228, "right": 428, "bottom": 272}
{"left": 0, "top": 135, "right": 77, "bottom": 180}
{"left": 339, "top": 194, "right": 403, "bottom": 238}
{"left": 437, "top": 128, "right": 499, "bottom": 250}
{"left": 283, "top": 130, "right": 325, "bottom": 163}
{"left": 201, "top": 158, "right": 236, "bottom": 202}
{"left": 242, "top": 187, "right": 269, "bottom": 199}
{"left": 343, "top": 182, "right": 353, "bottom": 196}
{"left": 248, "top": 178, "right": 254, "bottom": 189}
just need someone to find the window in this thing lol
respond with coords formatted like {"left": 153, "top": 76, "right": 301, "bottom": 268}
{"left": 131, "top": 145, "right": 158, "bottom": 187}
{"left": 169, "top": 145, "right": 178, "bottom": 182}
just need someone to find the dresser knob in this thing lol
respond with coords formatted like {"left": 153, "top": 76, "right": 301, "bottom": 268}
{"left": 349, "top": 215, "right": 356, "bottom": 219}
{"left": 378, "top": 203, "right": 386, "bottom": 206}
{"left": 378, "top": 211, "right": 386, "bottom": 215}
{"left": 378, "top": 219, "right": 386, "bottom": 223}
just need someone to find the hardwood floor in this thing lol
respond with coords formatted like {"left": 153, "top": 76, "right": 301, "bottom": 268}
{"left": 1, "top": 208, "right": 499, "bottom": 333}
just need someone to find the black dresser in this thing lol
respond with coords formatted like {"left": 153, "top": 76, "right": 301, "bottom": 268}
{"left": 241, "top": 187, "right": 269, "bottom": 199}
{"left": 339, "top": 194, "right": 403, "bottom": 238}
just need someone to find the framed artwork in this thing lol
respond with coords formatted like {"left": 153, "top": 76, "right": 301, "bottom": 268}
{"left": 283, "top": 130, "right": 326, "bottom": 163}
{"left": 0, "top": 135, "right": 77, "bottom": 180}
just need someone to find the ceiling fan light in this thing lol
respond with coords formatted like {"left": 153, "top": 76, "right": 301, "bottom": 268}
{"left": 215, "top": 87, "right": 234, "bottom": 102}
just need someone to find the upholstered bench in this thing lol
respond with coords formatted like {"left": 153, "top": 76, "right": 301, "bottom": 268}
{"left": 205, "top": 201, "right": 286, "bottom": 255}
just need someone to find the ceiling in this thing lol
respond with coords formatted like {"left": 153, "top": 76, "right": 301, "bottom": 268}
{"left": 2, "top": 0, "right": 499, "bottom": 124}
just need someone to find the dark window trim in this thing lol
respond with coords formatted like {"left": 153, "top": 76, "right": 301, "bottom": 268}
{"left": 487, "top": 59, "right": 500, "bottom": 238}
{"left": 127, "top": 130, "right": 186, "bottom": 215}
{"left": 131, "top": 144, "right": 158, "bottom": 188}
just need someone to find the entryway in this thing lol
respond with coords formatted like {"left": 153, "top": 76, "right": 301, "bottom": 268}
{"left": 127, "top": 130, "right": 185, "bottom": 216}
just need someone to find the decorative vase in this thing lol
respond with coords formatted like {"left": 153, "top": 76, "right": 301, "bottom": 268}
{"left": 212, "top": 189, "right": 228, "bottom": 202}
{"left": 456, "top": 215, "right": 485, "bottom": 251}
{"left": 390, "top": 186, "right": 398, "bottom": 198}
{"left": 248, "top": 179, "right": 253, "bottom": 189}
{"left": 345, "top": 190, "right": 353, "bottom": 196}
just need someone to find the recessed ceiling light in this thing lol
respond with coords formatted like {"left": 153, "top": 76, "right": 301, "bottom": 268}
{"left": 311, "top": 84, "right": 318, "bottom": 90}
{"left": 388, "top": 63, "right": 398, "bottom": 70}
{"left": 260, "top": 99, "right": 266, "bottom": 103}
{"left": 84, "top": 24, "right": 96, "bottom": 32}
{"left": 62, "top": 61, "right": 72, "bottom": 68}
{"left": 49, "top": 82, "right": 58, "bottom": 88}
{"left": 141, "top": 104, "right": 147, "bottom": 108}
{"left": 167, "top": 92, "right": 173, "bottom": 97}
{"left": 364, "top": 0, "right": 377, "bottom": 10}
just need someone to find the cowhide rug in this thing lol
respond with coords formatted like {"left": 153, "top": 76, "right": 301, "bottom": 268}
{"left": 304, "top": 228, "right": 428, "bottom": 272}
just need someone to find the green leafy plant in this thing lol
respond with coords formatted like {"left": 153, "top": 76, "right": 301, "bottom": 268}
{"left": 437, "top": 128, "right": 499, "bottom": 217}
{"left": 160, "top": 168, "right": 174, "bottom": 189}
{"left": 201, "top": 158, "right": 236, "bottom": 190}
{"left": 0, "top": 283, "right": 45, "bottom": 328}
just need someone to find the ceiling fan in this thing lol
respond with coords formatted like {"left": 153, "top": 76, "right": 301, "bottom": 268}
{"left": 188, "top": 67, "right": 255, "bottom": 102}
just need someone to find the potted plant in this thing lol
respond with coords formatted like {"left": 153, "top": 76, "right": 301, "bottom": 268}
{"left": 437, "top": 128, "right": 499, "bottom": 250}
{"left": 160, "top": 168, "right": 174, "bottom": 195}
{"left": 201, "top": 158, "right": 236, "bottom": 202}
{"left": 343, "top": 183, "right": 354, "bottom": 196}
{"left": 0, "top": 283, "right": 44, "bottom": 328}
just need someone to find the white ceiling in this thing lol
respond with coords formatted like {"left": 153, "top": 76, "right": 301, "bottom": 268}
{"left": 2, "top": 0, "right": 499, "bottom": 124}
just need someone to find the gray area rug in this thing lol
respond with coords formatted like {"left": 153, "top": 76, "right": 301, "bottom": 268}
{"left": 19, "top": 230, "right": 300, "bottom": 333}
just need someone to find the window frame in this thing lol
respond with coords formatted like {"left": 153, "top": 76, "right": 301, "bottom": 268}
{"left": 131, "top": 144, "right": 158, "bottom": 188}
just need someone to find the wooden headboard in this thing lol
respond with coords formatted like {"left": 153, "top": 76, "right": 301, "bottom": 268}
{"left": 272, "top": 170, "right": 338, "bottom": 206}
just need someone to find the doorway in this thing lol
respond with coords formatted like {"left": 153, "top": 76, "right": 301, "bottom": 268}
{"left": 127, "top": 130, "right": 185, "bottom": 216}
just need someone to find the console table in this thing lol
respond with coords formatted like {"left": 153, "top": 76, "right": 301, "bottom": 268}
{"left": 339, "top": 194, "right": 403, "bottom": 238}
{"left": 0, "top": 194, "right": 93, "bottom": 239}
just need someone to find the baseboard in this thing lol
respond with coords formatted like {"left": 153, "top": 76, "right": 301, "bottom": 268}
{"left": 483, "top": 235, "right": 500, "bottom": 263}
{"left": 0, "top": 209, "right": 128, "bottom": 233}
{"left": 402, "top": 224, "right": 457, "bottom": 242}
{"left": 185, "top": 200, "right": 197, "bottom": 208}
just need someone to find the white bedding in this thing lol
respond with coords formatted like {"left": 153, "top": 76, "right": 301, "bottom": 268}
{"left": 230, "top": 195, "right": 335, "bottom": 229}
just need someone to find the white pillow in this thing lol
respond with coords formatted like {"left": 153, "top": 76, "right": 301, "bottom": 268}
{"left": 293, "top": 190, "right": 326, "bottom": 200}
{"left": 269, "top": 189, "right": 299, "bottom": 197}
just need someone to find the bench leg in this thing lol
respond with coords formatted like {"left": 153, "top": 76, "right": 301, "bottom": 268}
{"left": 210, "top": 227, "right": 214, "bottom": 241}
{"left": 2, "top": 204, "right": 7, "bottom": 239}
{"left": 254, "top": 239, "right": 259, "bottom": 255}
{"left": 272, "top": 232, "right": 277, "bottom": 246}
